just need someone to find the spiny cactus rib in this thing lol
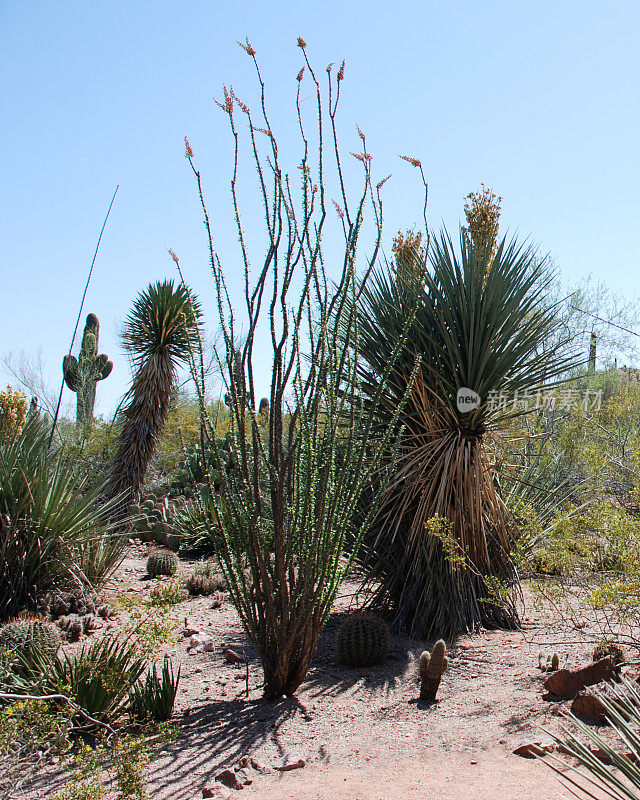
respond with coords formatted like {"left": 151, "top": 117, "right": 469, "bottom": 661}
{"left": 0, "top": 617, "right": 62, "bottom": 657}
{"left": 419, "top": 639, "right": 448, "bottom": 701}
{"left": 337, "top": 613, "right": 389, "bottom": 667}
{"left": 63, "top": 313, "right": 113, "bottom": 425}
{"left": 147, "top": 551, "right": 178, "bottom": 578}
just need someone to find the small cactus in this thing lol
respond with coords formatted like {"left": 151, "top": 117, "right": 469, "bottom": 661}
{"left": 185, "top": 571, "right": 225, "bottom": 596}
{"left": 63, "top": 313, "right": 112, "bottom": 425}
{"left": 58, "top": 614, "right": 84, "bottom": 642}
{"left": 419, "top": 639, "right": 449, "bottom": 700}
{"left": 0, "top": 616, "right": 62, "bottom": 658}
{"left": 593, "top": 639, "right": 625, "bottom": 665}
{"left": 147, "top": 550, "right": 178, "bottom": 578}
{"left": 337, "top": 613, "right": 389, "bottom": 667}
{"left": 538, "top": 651, "right": 560, "bottom": 672}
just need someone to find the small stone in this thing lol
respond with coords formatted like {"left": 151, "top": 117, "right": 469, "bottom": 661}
{"left": 224, "top": 648, "right": 245, "bottom": 663}
{"left": 189, "top": 634, "right": 214, "bottom": 653}
{"left": 235, "top": 768, "right": 253, "bottom": 785}
{"left": 274, "top": 752, "right": 306, "bottom": 771}
{"left": 203, "top": 785, "right": 232, "bottom": 798}
{"left": 182, "top": 627, "right": 200, "bottom": 637}
{"left": 513, "top": 738, "right": 555, "bottom": 758}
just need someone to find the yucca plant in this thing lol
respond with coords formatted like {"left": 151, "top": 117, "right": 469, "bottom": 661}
{"left": 107, "top": 280, "right": 202, "bottom": 505}
{"left": 352, "top": 229, "right": 579, "bottom": 637}
{"left": 545, "top": 677, "right": 640, "bottom": 799}
{"left": 0, "top": 417, "right": 125, "bottom": 620}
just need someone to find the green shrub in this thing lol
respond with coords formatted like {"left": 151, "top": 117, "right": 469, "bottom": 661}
{"left": 149, "top": 577, "right": 187, "bottom": 606}
{"left": 185, "top": 562, "right": 225, "bottom": 596}
{"left": 129, "top": 656, "right": 180, "bottom": 722}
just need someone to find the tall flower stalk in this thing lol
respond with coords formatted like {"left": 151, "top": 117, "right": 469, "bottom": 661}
{"left": 181, "top": 39, "right": 422, "bottom": 699}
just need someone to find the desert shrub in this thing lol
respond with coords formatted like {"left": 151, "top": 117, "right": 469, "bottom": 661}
{"left": 148, "top": 577, "right": 187, "bottom": 606}
{"left": 0, "top": 417, "right": 126, "bottom": 620}
{"left": 188, "top": 41, "right": 419, "bottom": 698}
{"left": 121, "top": 597, "right": 180, "bottom": 658}
{"left": 129, "top": 656, "right": 180, "bottom": 722}
{"left": 593, "top": 639, "right": 626, "bottom": 664}
{"left": 54, "top": 734, "right": 151, "bottom": 800}
{"left": 0, "top": 698, "right": 73, "bottom": 800}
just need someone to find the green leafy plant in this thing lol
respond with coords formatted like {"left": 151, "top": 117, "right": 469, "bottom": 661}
{"left": 129, "top": 656, "right": 180, "bottom": 722}
{"left": 148, "top": 577, "right": 187, "bottom": 606}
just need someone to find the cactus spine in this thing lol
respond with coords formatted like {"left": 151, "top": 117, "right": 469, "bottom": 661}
{"left": 419, "top": 639, "right": 449, "bottom": 700}
{"left": 63, "top": 313, "right": 113, "bottom": 425}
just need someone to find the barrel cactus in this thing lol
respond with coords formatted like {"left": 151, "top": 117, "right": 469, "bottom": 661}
{"left": 0, "top": 617, "right": 62, "bottom": 658}
{"left": 63, "top": 313, "right": 113, "bottom": 425}
{"left": 337, "top": 613, "right": 389, "bottom": 667}
{"left": 146, "top": 551, "right": 178, "bottom": 578}
{"left": 593, "top": 639, "right": 625, "bottom": 665}
{"left": 419, "top": 639, "right": 449, "bottom": 700}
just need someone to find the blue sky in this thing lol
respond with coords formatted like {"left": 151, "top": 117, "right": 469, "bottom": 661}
{"left": 2, "top": 0, "right": 639, "bottom": 416}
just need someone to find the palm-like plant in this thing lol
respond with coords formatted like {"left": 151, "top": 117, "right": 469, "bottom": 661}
{"left": 353, "top": 229, "right": 579, "bottom": 637}
{"left": 107, "top": 280, "right": 202, "bottom": 504}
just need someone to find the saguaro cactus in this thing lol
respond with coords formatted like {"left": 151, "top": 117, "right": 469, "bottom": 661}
{"left": 63, "top": 313, "right": 113, "bottom": 425}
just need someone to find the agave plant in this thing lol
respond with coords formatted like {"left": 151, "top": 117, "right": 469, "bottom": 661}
{"left": 0, "top": 417, "right": 125, "bottom": 620}
{"left": 545, "top": 677, "right": 640, "bottom": 799}
{"left": 107, "top": 280, "right": 202, "bottom": 505}
{"left": 352, "top": 229, "right": 579, "bottom": 637}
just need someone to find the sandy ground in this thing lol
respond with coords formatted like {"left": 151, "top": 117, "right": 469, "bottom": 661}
{"left": 25, "top": 546, "right": 623, "bottom": 800}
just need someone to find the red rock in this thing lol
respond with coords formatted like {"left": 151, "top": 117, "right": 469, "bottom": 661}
{"left": 274, "top": 752, "right": 306, "bottom": 771}
{"left": 513, "top": 738, "right": 555, "bottom": 758}
{"left": 249, "top": 757, "right": 272, "bottom": 774}
{"left": 224, "top": 648, "right": 245, "bottom": 663}
{"left": 215, "top": 769, "right": 243, "bottom": 790}
{"left": 203, "top": 785, "right": 231, "bottom": 798}
{"left": 571, "top": 691, "right": 608, "bottom": 723}
{"left": 543, "top": 658, "right": 617, "bottom": 697}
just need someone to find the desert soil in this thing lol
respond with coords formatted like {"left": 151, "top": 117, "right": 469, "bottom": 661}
{"left": 26, "top": 545, "right": 621, "bottom": 800}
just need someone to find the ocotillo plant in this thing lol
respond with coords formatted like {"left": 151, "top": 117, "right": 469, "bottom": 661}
{"left": 180, "top": 38, "right": 423, "bottom": 699}
{"left": 63, "top": 313, "right": 113, "bottom": 425}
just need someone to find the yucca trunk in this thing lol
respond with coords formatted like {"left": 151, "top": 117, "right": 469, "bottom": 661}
{"left": 107, "top": 354, "right": 174, "bottom": 502}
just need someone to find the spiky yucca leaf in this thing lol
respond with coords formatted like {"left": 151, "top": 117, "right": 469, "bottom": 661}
{"left": 352, "top": 228, "right": 579, "bottom": 637}
{"left": 544, "top": 677, "right": 640, "bottom": 799}
{"left": 107, "top": 280, "right": 202, "bottom": 503}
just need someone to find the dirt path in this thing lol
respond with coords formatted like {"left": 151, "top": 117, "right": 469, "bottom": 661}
{"left": 25, "top": 547, "right": 621, "bottom": 799}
